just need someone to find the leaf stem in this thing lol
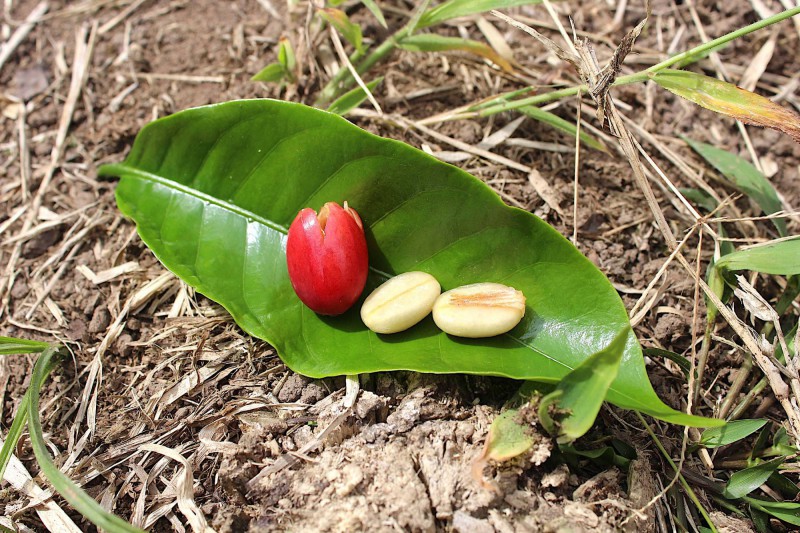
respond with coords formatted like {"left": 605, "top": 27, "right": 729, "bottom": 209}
{"left": 644, "top": 5, "right": 800, "bottom": 74}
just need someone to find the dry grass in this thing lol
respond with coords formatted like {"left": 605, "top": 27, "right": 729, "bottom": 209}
{"left": 0, "top": 0, "right": 798, "bottom": 531}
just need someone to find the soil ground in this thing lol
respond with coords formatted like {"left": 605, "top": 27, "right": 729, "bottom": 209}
{"left": 1, "top": 0, "right": 799, "bottom": 531}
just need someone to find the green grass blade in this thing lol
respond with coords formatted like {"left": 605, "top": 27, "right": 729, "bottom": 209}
{"left": 0, "top": 391, "right": 31, "bottom": 482}
{"left": 724, "top": 457, "right": 786, "bottom": 499}
{"left": 277, "top": 36, "right": 296, "bottom": 74}
{"left": 418, "top": 0, "right": 543, "bottom": 29}
{"left": 700, "top": 419, "right": 768, "bottom": 448}
{"left": 715, "top": 237, "right": 800, "bottom": 276}
{"left": 559, "top": 441, "right": 634, "bottom": 469}
{"left": 327, "top": 77, "right": 383, "bottom": 115}
{"left": 746, "top": 498, "right": 800, "bottom": 526}
{"left": 360, "top": 0, "right": 387, "bottom": 28}
{"left": 397, "top": 33, "right": 512, "bottom": 71}
{"left": 680, "top": 187, "right": 719, "bottom": 213}
{"left": 652, "top": 70, "right": 800, "bottom": 144}
{"left": 684, "top": 137, "right": 786, "bottom": 236}
{"left": 0, "top": 336, "right": 50, "bottom": 355}
{"left": 252, "top": 63, "right": 286, "bottom": 82}
{"left": 0, "top": 339, "right": 62, "bottom": 480}
{"left": 320, "top": 8, "right": 363, "bottom": 52}
{"left": 27, "top": 348, "right": 146, "bottom": 533}
{"left": 518, "top": 105, "right": 608, "bottom": 152}
{"left": 643, "top": 347, "right": 690, "bottom": 376}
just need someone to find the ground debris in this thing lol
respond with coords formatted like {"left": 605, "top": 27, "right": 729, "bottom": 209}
{"left": 1, "top": 0, "right": 798, "bottom": 530}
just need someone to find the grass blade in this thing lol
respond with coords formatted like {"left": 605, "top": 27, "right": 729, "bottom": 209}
{"left": 320, "top": 8, "right": 363, "bottom": 52}
{"left": 0, "top": 391, "right": 31, "bottom": 482}
{"left": 327, "top": 77, "right": 383, "bottom": 115}
{"left": 652, "top": 70, "right": 800, "bottom": 143}
{"left": 700, "top": 419, "right": 768, "bottom": 448}
{"left": 359, "top": 0, "right": 387, "bottom": 28}
{"left": 518, "top": 105, "right": 608, "bottom": 152}
{"left": 747, "top": 498, "right": 800, "bottom": 526}
{"left": 419, "top": 0, "right": 543, "bottom": 29}
{"left": 684, "top": 137, "right": 786, "bottom": 236}
{"left": 0, "top": 336, "right": 50, "bottom": 355}
{"left": 724, "top": 457, "right": 786, "bottom": 499}
{"left": 643, "top": 347, "right": 691, "bottom": 376}
{"left": 715, "top": 237, "right": 800, "bottom": 276}
{"left": 397, "top": 34, "right": 513, "bottom": 71}
{"left": 27, "top": 348, "right": 146, "bottom": 533}
{"left": 251, "top": 62, "right": 286, "bottom": 82}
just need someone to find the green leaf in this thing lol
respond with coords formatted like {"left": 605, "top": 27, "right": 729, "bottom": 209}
{"left": 98, "top": 99, "right": 722, "bottom": 427}
{"left": 252, "top": 63, "right": 287, "bottom": 83}
{"left": 651, "top": 70, "right": 800, "bottom": 144}
{"left": 277, "top": 36, "right": 296, "bottom": 74}
{"left": 680, "top": 187, "right": 718, "bottom": 213}
{"left": 360, "top": 0, "right": 387, "bottom": 28}
{"left": 776, "top": 325, "right": 797, "bottom": 367}
{"left": 549, "top": 327, "right": 628, "bottom": 443}
{"left": 706, "top": 255, "right": 727, "bottom": 319}
{"left": 397, "top": 34, "right": 512, "bottom": 71}
{"left": 752, "top": 424, "right": 773, "bottom": 457}
{"left": 518, "top": 105, "right": 608, "bottom": 152}
{"left": 700, "top": 419, "right": 767, "bottom": 448}
{"left": 643, "top": 347, "right": 691, "bottom": 376}
{"left": 327, "top": 77, "right": 383, "bottom": 115}
{"left": 26, "top": 348, "right": 145, "bottom": 532}
{"left": 724, "top": 457, "right": 786, "bottom": 499}
{"left": 320, "top": 8, "right": 363, "bottom": 51}
{"left": 0, "top": 336, "right": 50, "bottom": 355}
{"left": 419, "top": 0, "right": 543, "bottom": 29}
{"left": 252, "top": 37, "right": 297, "bottom": 84}
{"left": 559, "top": 441, "right": 634, "bottom": 469}
{"left": 0, "top": 391, "right": 31, "bottom": 482}
{"left": 770, "top": 425, "right": 797, "bottom": 456}
{"left": 684, "top": 137, "right": 786, "bottom": 236}
{"left": 748, "top": 505, "right": 771, "bottom": 533}
{"left": 482, "top": 408, "right": 535, "bottom": 461}
{"left": 747, "top": 498, "right": 800, "bottom": 526}
{"left": 768, "top": 472, "right": 800, "bottom": 498}
{"left": 775, "top": 277, "right": 800, "bottom": 317}
{"left": 715, "top": 237, "right": 800, "bottom": 276}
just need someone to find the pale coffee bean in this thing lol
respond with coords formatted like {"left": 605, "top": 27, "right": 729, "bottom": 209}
{"left": 361, "top": 271, "right": 441, "bottom": 334}
{"left": 432, "top": 282, "right": 525, "bottom": 338}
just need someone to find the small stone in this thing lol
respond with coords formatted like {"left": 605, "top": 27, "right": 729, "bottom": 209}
{"left": 13, "top": 65, "right": 49, "bottom": 101}
{"left": 452, "top": 511, "right": 494, "bottom": 533}
{"left": 22, "top": 226, "right": 63, "bottom": 259}
{"left": 88, "top": 306, "right": 111, "bottom": 333}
